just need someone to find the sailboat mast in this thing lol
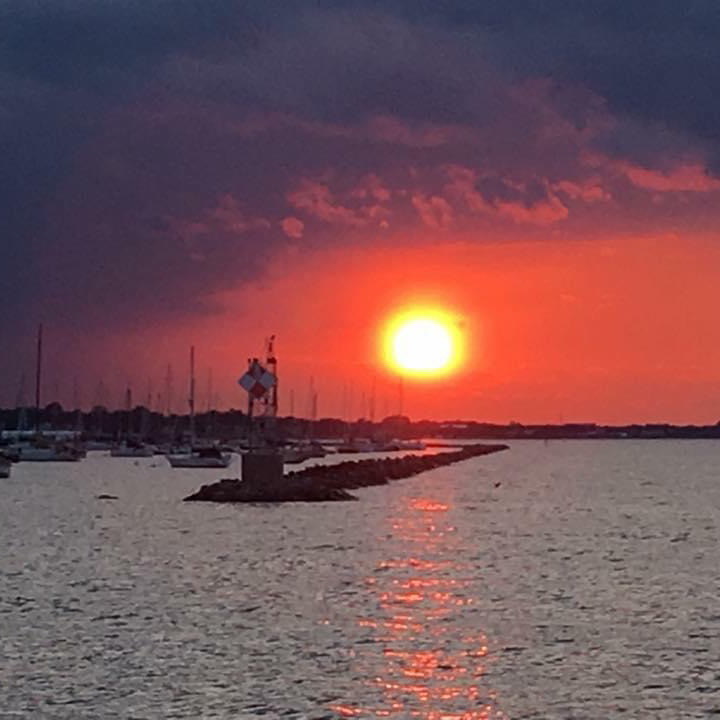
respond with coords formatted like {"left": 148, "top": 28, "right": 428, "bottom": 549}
{"left": 125, "top": 387, "right": 132, "bottom": 438}
{"left": 34, "top": 324, "right": 43, "bottom": 434}
{"left": 189, "top": 346, "right": 196, "bottom": 444}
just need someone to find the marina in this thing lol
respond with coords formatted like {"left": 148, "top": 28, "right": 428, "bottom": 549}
{"left": 2, "top": 3, "right": 718, "bottom": 716}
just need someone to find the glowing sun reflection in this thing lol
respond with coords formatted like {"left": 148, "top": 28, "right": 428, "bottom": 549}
{"left": 331, "top": 486, "right": 506, "bottom": 719}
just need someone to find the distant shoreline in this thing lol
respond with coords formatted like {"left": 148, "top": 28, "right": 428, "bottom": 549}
{"left": 2, "top": 404, "right": 720, "bottom": 441}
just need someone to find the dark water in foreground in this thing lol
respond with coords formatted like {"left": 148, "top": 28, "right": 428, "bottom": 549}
{"left": 2, "top": 441, "right": 720, "bottom": 719}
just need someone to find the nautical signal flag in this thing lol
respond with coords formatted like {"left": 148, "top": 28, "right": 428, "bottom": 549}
{"left": 238, "top": 360, "right": 276, "bottom": 399}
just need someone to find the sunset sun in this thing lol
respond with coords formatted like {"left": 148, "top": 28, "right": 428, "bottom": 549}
{"left": 383, "top": 310, "right": 463, "bottom": 378}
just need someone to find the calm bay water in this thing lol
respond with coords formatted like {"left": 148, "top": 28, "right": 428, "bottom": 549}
{"left": 2, "top": 441, "right": 720, "bottom": 719}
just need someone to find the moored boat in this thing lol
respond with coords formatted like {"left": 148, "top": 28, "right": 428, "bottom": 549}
{"left": 396, "top": 439, "right": 426, "bottom": 451}
{"left": 84, "top": 440, "right": 114, "bottom": 452}
{"left": 167, "top": 446, "right": 233, "bottom": 468}
{"left": 282, "top": 441, "right": 327, "bottom": 464}
{"left": 110, "top": 440, "right": 155, "bottom": 458}
{"left": 336, "top": 438, "right": 375, "bottom": 453}
{"left": 13, "top": 442, "right": 84, "bottom": 462}
{"left": 168, "top": 347, "right": 233, "bottom": 469}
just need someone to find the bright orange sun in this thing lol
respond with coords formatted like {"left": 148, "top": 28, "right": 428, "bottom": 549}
{"left": 383, "top": 309, "right": 464, "bottom": 378}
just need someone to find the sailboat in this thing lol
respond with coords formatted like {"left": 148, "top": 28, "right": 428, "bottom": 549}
{"left": 15, "top": 325, "right": 84, "bottom": 463}
{"left": 282, "top": 381, "right": 326, "bottom": 463}
{"left": 168, "top": 346, "right": 232, "bottom": 469}
{"left": 281, "top": 440, "right": 326, "bottom": 464}
{"left": 14, "top": 442, "right": 84, "bottom": 462}
{"left": 110, "top": 439, "right": 154, "bottom": 458}
{"left": 336, "top": 437, "right": 375, "bottom": 453}
{"left": 395, "top": 439, "right": 426, "bottom": 451}
{"left": 110, "top": 387, "right": 154, "bottom": 457}
{"left": 168, "top": 445, "right": 232, "bottom": 468}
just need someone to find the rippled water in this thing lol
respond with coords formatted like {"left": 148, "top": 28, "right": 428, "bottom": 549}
{"left": 2, "top": 441, "right": 720, "bottom": 719}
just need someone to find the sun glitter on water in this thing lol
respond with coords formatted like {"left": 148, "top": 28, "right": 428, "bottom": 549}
{"left": 383, "top": 308, "right": 464, "bottom": 378}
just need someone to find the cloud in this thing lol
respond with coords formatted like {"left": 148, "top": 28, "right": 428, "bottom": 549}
{"left": 287, "top": 177, "right": 391, "bottom": 228}
{"left": 411, "top": 193, "right": 454, "bottom": 230}
{"left": 350, "top": 174, "right": 391, "bottom": 202}
{"left": 281, "top": 217, "right": 304, "bottom": 239}
{"left": 206, "top": 195, "right": 271, "bottom": 233}
{"left": 368, "top": 2, "right": 720, "bottom": 160}
{"left": 622, "top": 162, "right": 720, "bottom": 193}
{"left": 2, "top": 0, "right": 720, "bottom": 357}
{"left": 553, "top": 178, "right": 611, "bottom": 203}
{"left": 586, "top": 155, "right": 720, "bottom": 193}
{"left": 495, "top": 193, "right": 569, "bottom": 226}
{"left": 167, "top": 195, "right": 270, "bottom": 261}
{"left": 444, "top": 166, "right": 569, "bottom": 226}
{"left": 288, "top": 180, "right": 366, "bottom": 227}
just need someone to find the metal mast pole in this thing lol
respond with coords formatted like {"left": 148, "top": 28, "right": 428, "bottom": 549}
{"left": 266, "top": 335, "right": 277, "bottom": 418}
{"left": 34, "top": 324, "right": 43, "bottom": 434}
{"left": 125, "top": 386, "right": 132, "bottom": 438}
{"left": 246, "top": 357, "right": 255, "bottom": 449}
{"left": 189, "top": 345, "right": 196, "bottom": 444}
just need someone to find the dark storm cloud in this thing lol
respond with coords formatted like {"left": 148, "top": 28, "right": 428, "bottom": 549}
{"left": 361, "top": 0, "right": 720, "bottom": 158}
{"left": 2, "top": 0, "right": 720, "bottom": 350}
{"left": 0, "top": 0, "right": 265, "bottom": 88}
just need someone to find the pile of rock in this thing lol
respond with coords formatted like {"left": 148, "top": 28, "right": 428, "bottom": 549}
{"left": 184, "top": 443, "right": 508, "bottom": 504}
{"left": 184, "top": 476, "right": 357, "bottom": 503}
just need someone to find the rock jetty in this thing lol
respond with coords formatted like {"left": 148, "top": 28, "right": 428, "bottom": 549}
{"left": 184, "top": 443, "right": 508, "bottom": 504}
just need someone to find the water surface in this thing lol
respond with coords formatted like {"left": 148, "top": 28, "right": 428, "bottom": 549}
{"left": 2, "top": 441, "right": 719, "bottom": 718}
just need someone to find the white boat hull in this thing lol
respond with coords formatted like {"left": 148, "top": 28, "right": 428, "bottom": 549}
{"left": 397, "top": 441, "right": 426, "bottom": 451}
{"left": 167, "top": 453, "right": 232, "bottom": 468}
{"left": 16, "top": 447, "right": 83, "bottom": 462}
{"left": 110, "top": 445, "right": 155, "bottom": 458}
{"left": 85, "top": 441, "right": 114, "bottom": 451}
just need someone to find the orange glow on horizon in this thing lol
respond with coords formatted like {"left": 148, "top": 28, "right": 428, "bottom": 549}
{"left": 78, "top": 231, "right": 720, "bottom": 424}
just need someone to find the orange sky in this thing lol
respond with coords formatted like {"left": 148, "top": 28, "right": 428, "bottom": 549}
{"left": 71, "top": 230, "right": 720, "bottom": 425}
{"left": 5, "top": 4, "right": 720, "bottom": 427}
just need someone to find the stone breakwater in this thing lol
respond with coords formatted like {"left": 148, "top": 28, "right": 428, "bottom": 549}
{"left": 184, "top": 444, "right": 508, "bottom": 504}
